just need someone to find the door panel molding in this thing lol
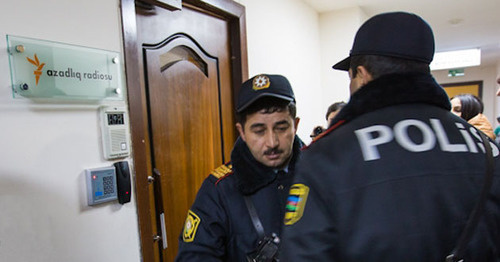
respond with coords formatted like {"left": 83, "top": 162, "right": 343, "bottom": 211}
{"left": 160, "top": 45, "right": 208, "bottom": 75}
{"left": 144, "top": 33, "right": 216, "bottom": 76}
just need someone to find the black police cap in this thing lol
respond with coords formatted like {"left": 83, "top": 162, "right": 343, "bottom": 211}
{"left": 236, "top": 74, "right": 295, "bottom": 113}
{"left": 332, "top": 12, "right": 435, "bottom": 71}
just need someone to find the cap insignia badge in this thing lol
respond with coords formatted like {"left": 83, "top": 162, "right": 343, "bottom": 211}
{"left": 252, "top": 75, "right": 271, "bottom": 90}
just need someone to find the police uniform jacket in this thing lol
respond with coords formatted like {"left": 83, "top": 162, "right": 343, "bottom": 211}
{"left": 281, "top": 73, "right": 500, "bottom": 262}
{"left": 175, "top": 135, "right": 304, "bottom": 262}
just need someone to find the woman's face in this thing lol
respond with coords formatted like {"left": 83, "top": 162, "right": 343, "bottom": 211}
{"left": 450, "top": 97, "right": 462, "bottom": 117}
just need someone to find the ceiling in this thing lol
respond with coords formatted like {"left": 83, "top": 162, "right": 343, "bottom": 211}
{"left": 303, "top": 0, "right": 500, "bottom": 67}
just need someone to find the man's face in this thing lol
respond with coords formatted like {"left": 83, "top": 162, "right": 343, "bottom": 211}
{"left": 450, "top": 97, "right": 462, "bottom": 117}
{"left": 327, "top": 111, "right": 339, "bottom": 126}
{"left": 236, "top": 109, "right": 299, "bottom": 169}
{"left": 348, "top": 68, "right": 367, "bottom": 95}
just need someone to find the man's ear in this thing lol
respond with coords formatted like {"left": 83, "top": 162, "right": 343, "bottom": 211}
{"left": 236, "top": 123, "right": 246, "bottom": 142}
{"left": 294, "top": 117, "right": 300, "bottom": 132}
{"left": 356, "top": 66, "right": 373, "bottom": 86}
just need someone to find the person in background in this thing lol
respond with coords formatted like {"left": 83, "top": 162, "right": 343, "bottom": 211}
{"left": 494, "top": 117, "right": 500, "bottom": 136}
{"left": 495, "top": 77, "right": 500, "bottom": 144}
{"left": 494, "top": 116, "right": 500, "bottom": 145}
{"left": 281, "top": 12, "right": 500, "bottom": 261}
{"left": 309, "top": 101, "right": 346, "bottom": 141}
{"left": 176, "top": 74, "right": 303, "bottom": 262}
{"left": 497, "top": 77, "right": 500, "bottom": 96}
{"left": 325, "top": 101, "right": 346, "bottom": 126}
{"left": 450, "top": 94, "right": 495, "bottom": 139}
{"left": 309, "top": 125, "right": 325, "bottom": 141}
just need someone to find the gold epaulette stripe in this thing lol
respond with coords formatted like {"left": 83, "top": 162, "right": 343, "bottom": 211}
{"left": 211, "top": 164, "right": 233, "bottom": 179}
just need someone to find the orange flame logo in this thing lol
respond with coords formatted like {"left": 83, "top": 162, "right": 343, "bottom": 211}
{"left": 26, "top": 54, "right": 45, "bottom": 85}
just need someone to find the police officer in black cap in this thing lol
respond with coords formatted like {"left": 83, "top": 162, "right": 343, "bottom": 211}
{"left": 176, "top": 74, "right": 304, "bottom": 261}
{"left": 281, "top": 12, "right": 500, "bottom": 261}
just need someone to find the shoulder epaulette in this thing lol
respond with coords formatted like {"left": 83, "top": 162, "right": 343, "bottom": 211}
{"left": 210, "top": 163, "right": 233, "bottom": 179}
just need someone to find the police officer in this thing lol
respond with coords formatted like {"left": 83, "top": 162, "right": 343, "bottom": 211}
{"left": 176, "top": 74, "right": 303, "bottom": 261}
{"left": 281, "top": 12, "right": 500, "bottom": 261}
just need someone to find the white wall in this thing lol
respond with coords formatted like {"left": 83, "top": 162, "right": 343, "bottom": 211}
{"left": 0, "top": 1, "right": 141, "bottom": 262}
{"left": 235, "top": 0, "right": 322, "bottom": 143}
{"left": 319, "top": 7, "right": 366, "bottom": 113}
{"left": 432, "top": 65, "right": 499, "bottom": 124}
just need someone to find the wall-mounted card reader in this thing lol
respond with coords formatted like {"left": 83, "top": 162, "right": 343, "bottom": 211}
{"left": 114, "top": 161, "right": 132, "bottom": 205}
{"left": 85, "top": 166, "right": 117, "bottom": 206}
{"left": 100, "top": 106, "right": 130, "bottom": 160}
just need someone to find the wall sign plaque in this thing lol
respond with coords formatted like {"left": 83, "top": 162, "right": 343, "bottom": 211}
{"left": 7, "top": 35, "right": 124, "bottom": 101}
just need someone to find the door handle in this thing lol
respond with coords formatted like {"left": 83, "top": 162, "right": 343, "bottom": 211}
{"left": 152, "top": 168, "right": 167, "bottom": 250}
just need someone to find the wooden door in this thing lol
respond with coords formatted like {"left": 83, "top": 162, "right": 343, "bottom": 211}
{"left": 121, "top": 0, "right": 248, "bottom": 261}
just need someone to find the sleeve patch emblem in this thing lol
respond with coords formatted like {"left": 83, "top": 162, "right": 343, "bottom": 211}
{"left": 182, "top": 210, "right": 201, "bottom": 242}
{"left": 284, "top": 184, "right": 309, "bottom": 225}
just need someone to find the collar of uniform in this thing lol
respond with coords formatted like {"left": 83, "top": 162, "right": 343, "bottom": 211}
{"left": 274, "top": 167, "right": 289, "bottom": 173}
{"left": 328, "top": 72, "right": 451, "bottom": 130}
{"left": 231, "top": 135, "right": 303, "bottom": 195}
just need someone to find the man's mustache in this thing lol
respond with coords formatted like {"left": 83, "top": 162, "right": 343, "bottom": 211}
{"left": 264, "top": 148, "right": 283, "bottom": 155}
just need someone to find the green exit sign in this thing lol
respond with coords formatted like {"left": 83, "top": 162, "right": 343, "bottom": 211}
{"left": 448, "top": 68, "right": 464, "bottom": 77}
